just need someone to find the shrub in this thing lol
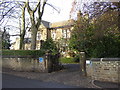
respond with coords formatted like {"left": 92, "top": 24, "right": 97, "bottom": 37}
{"left": 67, "top": 51, "right": 76, "bottom": 57}
{"left": 40, "top": 38, "right": 62, "bottom": 72}
{"left": 89, "top": 35, "right": 120, "bottom": 58}
{"left": 2, "top": 50, "right": 44, "bottom": 57}
{"left": 73, "top": 54, "right": 80, "bottom": 62}
{"left": 41, "top": 38, "right": 59, "bottom": 55}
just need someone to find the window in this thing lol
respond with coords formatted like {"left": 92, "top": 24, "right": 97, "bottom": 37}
{"left": 52, "top": 32, "right": 56, "bottom": 40}
{"left": 62, "top": 29, "right": 67, "bottom": 38}
{"left": 62, "top": 29, "right": 71, "bottom": 39}
{"left": 37, "top": 32, "right": 41, "bottom": 40}
{"left": 67, "top": 29, "right": 71, "bottom": 38}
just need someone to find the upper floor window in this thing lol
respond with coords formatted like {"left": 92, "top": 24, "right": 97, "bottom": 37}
{"left": 37, "top": 32, "right": 41, "bottom": 40}
{"left": 52, "top": 32, "right": 56, "bottom": 40}
{"left": 62, "top": 29, "right": 71, "bottom": 39}
{"left": 67, "top": 29, "right": 71, "bottom": 38}
{"left": 62, "top": 29, "right": 67, "bottom": 38}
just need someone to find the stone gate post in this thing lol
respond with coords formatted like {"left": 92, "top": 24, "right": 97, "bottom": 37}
{"left": 45, "top": 51, "right": 52, "bottom": 73}
{"left": 79, "top": 52, "right": 87, "bottom": 76}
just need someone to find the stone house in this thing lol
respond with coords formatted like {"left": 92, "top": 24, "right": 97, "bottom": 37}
{"left": 11, "top": 19, "right": 74, "bottom": 51}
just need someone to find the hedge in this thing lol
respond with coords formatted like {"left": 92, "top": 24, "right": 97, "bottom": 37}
{"left": 2, "top": 50, "right": 45, "bottom": 58}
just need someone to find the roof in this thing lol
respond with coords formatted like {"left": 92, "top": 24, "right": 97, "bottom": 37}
{"left": 28, "top": 20, "right": 50, "bottom": 31}
{"left": 41, "top": 20, "right": 50, "bottom": 28}
{"left": 29, "top": 19, "right": 74, "bottom": 31}
{"left": 50, "top": 19, "right": 74, "bottom": 29}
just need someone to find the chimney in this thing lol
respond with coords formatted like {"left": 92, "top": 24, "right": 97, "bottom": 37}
{"left": 77, "top": 11, "right": 82, "bottom": 20}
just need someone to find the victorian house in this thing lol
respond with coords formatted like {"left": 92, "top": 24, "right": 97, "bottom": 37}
{"left": 11, "top": 19, "right": 74, "bottom": 51}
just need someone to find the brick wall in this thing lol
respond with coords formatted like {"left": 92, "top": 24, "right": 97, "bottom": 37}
{"left": 86, "top": 58, "right": 120, "bottom": 83}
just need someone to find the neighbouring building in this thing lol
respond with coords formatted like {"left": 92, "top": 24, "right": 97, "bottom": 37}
{"left": 0, "top": 29, "right": 11, "bottom": 49}
{"left": 11, "top": 37, "right": 20, "bottom": 50}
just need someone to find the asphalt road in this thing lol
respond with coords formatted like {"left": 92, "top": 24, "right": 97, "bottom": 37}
{"left": 2, "top": 73, "right": 79, "bottom": 88}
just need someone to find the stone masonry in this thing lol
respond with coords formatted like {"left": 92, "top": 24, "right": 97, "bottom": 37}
{"left": 2, "top": 58, "right": 47, "bottom": 72}
{"left": 86, "top": 58, "right": 120, "bottom": 83}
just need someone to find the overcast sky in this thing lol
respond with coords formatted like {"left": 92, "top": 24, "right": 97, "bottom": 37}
{"left": 7, "top": 0, "right": 73, "bottom": 43}
{"left": 42, "top": 0, "right": 73, "bottom": 22}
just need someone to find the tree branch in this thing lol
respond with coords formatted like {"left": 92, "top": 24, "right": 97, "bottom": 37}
{"left": 38, "top": 0, "right": 41, "bottom": 19}
{"left": 26, "top": 0, "right": 32, "bottom": 14}
{"left": 36, "top": 0, "right": 47, "bottom": 28}
{"left": 46, "top": 3, "right": 60, "bottom": 13}
{"left": 40, "top": 0, "right": 47, "bottom": 17}
{"left": 33, "top": 1, "right": 40, "bottom": 12}
{"left": 0, "top": 5, "right": 16, "bottom": 22}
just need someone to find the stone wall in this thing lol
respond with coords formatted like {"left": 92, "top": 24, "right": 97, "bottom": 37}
{"left": 2, "top": 53, "right": 61, "bottom": 73}
{"left": 2, "top": 58, "right": 47, "bottom": 72}
{"left": 86, "top": 58, "right": 120, "bottom": 83}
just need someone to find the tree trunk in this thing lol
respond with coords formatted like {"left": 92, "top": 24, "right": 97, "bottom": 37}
{"left": 29, "top": 11, "right": 37, "bottom": 50}
{"left": 20, "top": 4, "right": 26, "bottom": 49}
{"left": 79, "top": 52, "right": 87, "bottom": 76}
{"left": 31, "top": 25, "right": 37, "bottom": 50}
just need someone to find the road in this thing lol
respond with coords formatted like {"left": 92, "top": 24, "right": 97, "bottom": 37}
{"left": 2, "top": 73, "right": 80, "bottom": 88}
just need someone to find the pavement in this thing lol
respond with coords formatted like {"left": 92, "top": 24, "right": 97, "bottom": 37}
{"left": 2, "top": 73, "right": 79, "bottom": 88}
{"left": 93, "top": 80, "right": 120, "bottom": 89}
{"left": 2, "top": 64, "right": 120, "bottom": 89}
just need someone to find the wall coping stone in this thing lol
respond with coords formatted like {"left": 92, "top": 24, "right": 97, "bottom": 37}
{"left": 91, "top": 58, "right": 120, "bottom": 61}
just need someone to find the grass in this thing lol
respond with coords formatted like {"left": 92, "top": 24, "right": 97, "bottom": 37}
{"left": 59, "top": 57, "right": 79, "bottom": 64}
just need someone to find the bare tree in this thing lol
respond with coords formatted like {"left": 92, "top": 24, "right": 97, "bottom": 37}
{"left": 0, "top": 1, "right": 31, "bottom": 49}
{"left": 26, "top": 0, "right": 47, "bottom": 50}
{"left": 70, "top": 0, "right": 120, "bottom": 19}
